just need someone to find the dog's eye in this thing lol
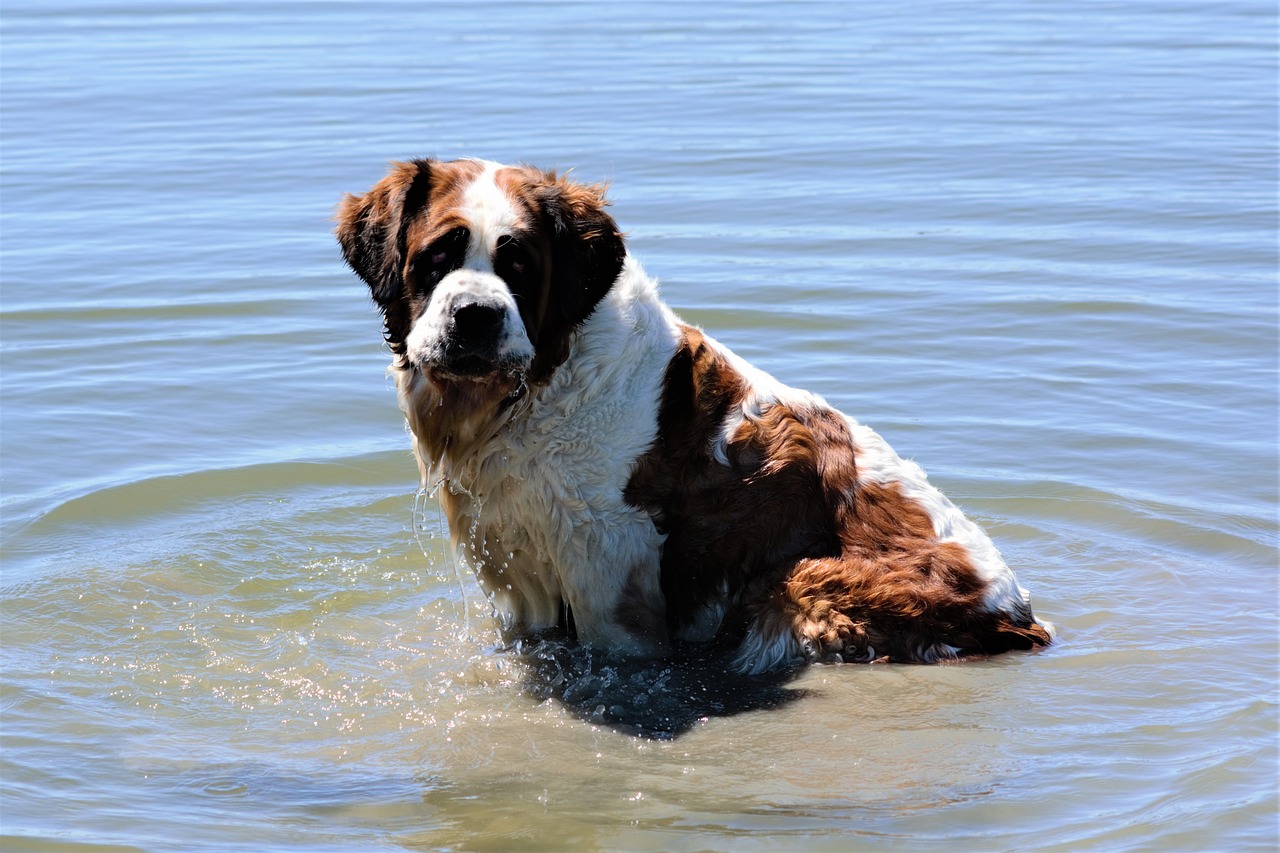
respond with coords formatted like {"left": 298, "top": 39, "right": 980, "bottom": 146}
{"left": 415, "top": 228, "right": 469, "bottom": 288}
{"left": 496, "top": 236, "right": 530, "bottom": 278}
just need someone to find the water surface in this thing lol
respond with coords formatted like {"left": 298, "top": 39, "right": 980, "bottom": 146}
{"left": 2, "top": 1, "right": 1276, "bottom": 850}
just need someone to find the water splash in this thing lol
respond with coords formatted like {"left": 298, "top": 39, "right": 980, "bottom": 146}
{"left": 413, "top": 482, "right": 475, "bottom": 635}
{"left": 514, "top": 635, "right": 806, "bottom": 739}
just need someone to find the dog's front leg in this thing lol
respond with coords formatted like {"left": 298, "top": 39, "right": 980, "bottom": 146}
{"left": 556, "top": 520, "right": 670, "bottom": 659}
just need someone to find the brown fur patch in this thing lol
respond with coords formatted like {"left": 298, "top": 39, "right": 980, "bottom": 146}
{"left": 626, "top": 324, "right": 1049, "bottom": 664}
{"left": 493, "top": 165, "right": 626, "bottom": 384}
{"left": 399, "top": 366, "right": 521, "bottom": 473}
{"left": 626, "top": 325, "right": 843, "bottom": 629}
{"left": 336, "top": 158, "right": 487, "bottom": 357}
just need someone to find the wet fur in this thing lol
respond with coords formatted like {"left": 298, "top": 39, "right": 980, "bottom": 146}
{"left": 337, "top": 157, "right": 1052, "bottom": 672}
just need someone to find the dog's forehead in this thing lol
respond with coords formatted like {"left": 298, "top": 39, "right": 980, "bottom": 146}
{"left": 429, "top": 157, "right": 488, "bottom": 199}
{"left": 462, "top": 162, "right": 520, "bottom": 228}
{"left": 408, "top": 160, "right": 544, "bottom": 253}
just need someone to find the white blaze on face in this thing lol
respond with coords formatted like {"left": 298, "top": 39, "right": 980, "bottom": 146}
{"left": 460, "top": 160, "right": 522, "bottom": 267}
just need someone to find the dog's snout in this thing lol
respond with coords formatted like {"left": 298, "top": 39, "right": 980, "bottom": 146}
{"left": 451, "top": 302, "right": 504, "bottom": 343}
{"left": 408, "top": 276, "right": 533, "bottom": 381}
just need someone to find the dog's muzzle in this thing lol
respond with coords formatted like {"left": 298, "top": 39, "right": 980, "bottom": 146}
{"left": 432, "top": 297, "right": 531, "bottom": 384}
{"left": 440, "top": 301, "right": 506, "bottom": 376}
{"left": 407, "top": 269, "right": 535, "bottom": 387}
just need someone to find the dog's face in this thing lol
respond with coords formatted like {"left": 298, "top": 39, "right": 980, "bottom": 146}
{"left": 336, "top": 159, "right": 626, "bottom": 393}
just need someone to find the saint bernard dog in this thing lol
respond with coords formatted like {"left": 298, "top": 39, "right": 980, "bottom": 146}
{"left": 337, "top": 157, "right": 1052, "bottom": 673}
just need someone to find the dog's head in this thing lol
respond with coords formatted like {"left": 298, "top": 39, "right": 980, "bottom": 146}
{"left": 336, "top": 158, "right": 626, "bottom": 395}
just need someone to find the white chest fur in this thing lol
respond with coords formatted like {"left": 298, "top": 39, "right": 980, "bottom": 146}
{"left": 424, "top": 259, "right": 681, "bottom": 655}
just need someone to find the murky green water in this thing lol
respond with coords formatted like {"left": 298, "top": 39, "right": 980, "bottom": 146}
{"left": 2, "top": 1, "right": 1276, "bottom": 850}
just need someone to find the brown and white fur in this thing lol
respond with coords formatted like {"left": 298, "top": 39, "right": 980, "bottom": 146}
{"left": 337, "top": 157, "right": 1052, "bottom": 673}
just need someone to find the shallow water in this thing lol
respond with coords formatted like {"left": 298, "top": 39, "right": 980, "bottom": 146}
{"left": 2, "top": 1, "right": 1276, "bottom": 850}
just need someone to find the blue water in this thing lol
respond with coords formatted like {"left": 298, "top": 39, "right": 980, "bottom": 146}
{"left": 2, "top": 2, "right": 1276, "bottom": 850}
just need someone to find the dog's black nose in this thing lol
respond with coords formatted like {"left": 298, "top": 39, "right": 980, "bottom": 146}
{"left": 451, "top": 302, "right": 504, "bottom": 344}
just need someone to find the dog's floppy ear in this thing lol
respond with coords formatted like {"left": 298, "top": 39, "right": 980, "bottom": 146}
{"left": 520, "top": 174, "right": 626, "bottom": 383}
{"left": 538, "top": 175, "right": 627, "bottom": 332}
{"left": 336, "top": 159, "right": 434, "bottom": 306}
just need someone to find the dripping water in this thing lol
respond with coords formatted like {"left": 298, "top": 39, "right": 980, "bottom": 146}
{"left": 414, "top": 478, "right": 477, "bottom": 635}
